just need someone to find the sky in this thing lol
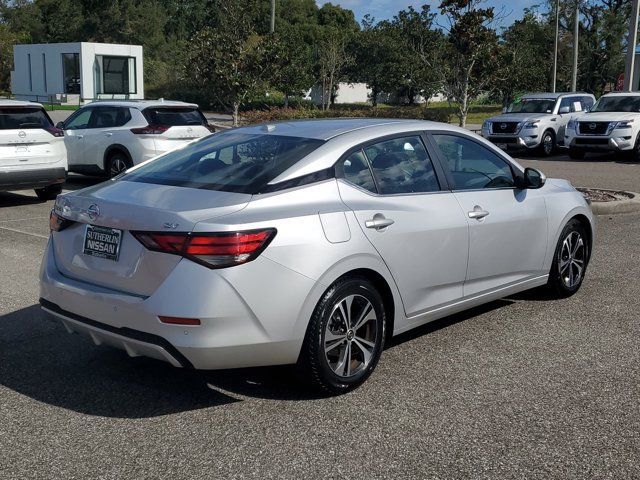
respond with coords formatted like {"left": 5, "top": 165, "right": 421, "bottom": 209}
{"left": 316, "top": 0, "right": 540, "bottom": 28}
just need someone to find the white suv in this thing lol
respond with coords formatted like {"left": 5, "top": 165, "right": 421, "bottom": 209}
{"left": 564, "top": 92, "right": 640, "bottom": 160}
{"left": 0, "top": 100, "right": 67, "bottom": 200}
{"left": 57, "top": 100, "right": 214, "bottom": 177}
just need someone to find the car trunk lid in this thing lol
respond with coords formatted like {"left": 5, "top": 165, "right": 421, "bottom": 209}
{"left": 0, "top": 107, "right": 61, "bottom": 167}
{"left": 52, "top": 180, "right": 251, "bottom": 296}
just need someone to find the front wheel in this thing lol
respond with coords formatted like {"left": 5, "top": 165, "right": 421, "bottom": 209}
{"left": 298, "top": 276, "right": 386, "bottom": 394}
{"left": 34, "top": 184, "right": 62, "bottom": 201}
{"left": 546, "top": 219, "right": 590, "bottom": 297}
{"left": 539, "top": 130, "right": 556, "bottom": 156}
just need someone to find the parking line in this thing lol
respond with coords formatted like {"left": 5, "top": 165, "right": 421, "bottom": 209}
{"left": 0, "top": 225, "right": 49, "bottom": 239}
{"left": 0, "top": 216, "right": 49, "bottom": 224}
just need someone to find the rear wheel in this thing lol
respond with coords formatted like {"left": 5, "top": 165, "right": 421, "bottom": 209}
{"left": 546, "top": 219, "right": 589, "bottom": 297}
{"left": 568, "top": 147, "right": 585, "bottom": 160}
{"left": 106, "top": 151, "right": 132, "bottom": 178}
{"left": 539, "top": 130, "right": 556, "bottom": 156}
{"left": 298, "top": 276, "right": 386, "bottom": 394}
{"left": 34, "top": 184, "right": 62, "bottom": 201}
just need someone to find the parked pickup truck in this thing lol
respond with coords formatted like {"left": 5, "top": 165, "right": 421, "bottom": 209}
{"left": 481, "top": 92, "right": 595, "bottom": 156}
{"left": 564, "top": 92, "right": 640, "bottom": 160}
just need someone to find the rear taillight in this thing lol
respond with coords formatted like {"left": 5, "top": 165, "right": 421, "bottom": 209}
{"left": 130, "top": 124, "right": 170, "bottom": 135}
{"left": 131, "top": 229, "right": 276, "bottom": 268}
{"left": 49, "top": 210, "right": 74, "bottom": 232}
{"left": 45, "top": 126, "right": 64, "bottom": 137}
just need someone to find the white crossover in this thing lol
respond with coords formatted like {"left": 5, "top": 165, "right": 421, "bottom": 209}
{"left": 564, "top": 92, "right": 640, "bottom": 160}
{"left": 482, "top": 92, "right": 595, "bottom": 156}
{"left": 0, "top": 100, "right": 67, "bottom": 200}
{"left": 57, "top": 100, "right": 214, "bottom": 177}
{"left": 40, "top": 119, "right": 594, "bottom": 393}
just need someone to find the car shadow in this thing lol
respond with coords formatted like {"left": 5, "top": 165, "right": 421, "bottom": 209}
{"left": 1, "top": 299, "right": 516, "bottom": 416}
{"left": 0, "top": 191, "right": 45, "bottom": 208}
{"left": 63, "top": 174, "right": 106, "bottom": 192}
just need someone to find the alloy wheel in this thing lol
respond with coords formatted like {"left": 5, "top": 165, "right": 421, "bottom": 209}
{"left": 559, "top": 231, "right": 586, "bottom": 288}
{"left": 323, "top": 294, "right": 378, "bottom": 378}
{"left": 110, "top": 157, "right": 128, "bottom": 176}
{"left": 543, "top": 133, "right": 554, "bottom": 155}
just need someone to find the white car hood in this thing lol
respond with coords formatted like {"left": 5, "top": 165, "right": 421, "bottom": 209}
{"left": 487, "top": 113, "right": 551, "bottom": 124}
{"left": 575, "top": 112, "right": 637, "bottom": 122}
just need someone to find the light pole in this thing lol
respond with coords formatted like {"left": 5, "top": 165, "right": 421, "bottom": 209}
{"left": 552, "top": 0, "right": 559, "bottom": 92}
{"left": 623, "top": 0, "right": 640, "bottom": 91}
{"left": 571, "top": 0, "right": 579, "bottom": 92}
{"left": 270, "top": 0, "right": 275, "bottom": 33}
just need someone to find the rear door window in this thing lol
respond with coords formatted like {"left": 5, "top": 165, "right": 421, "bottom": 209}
{"left": 143, "top": 107, "right": 207, "bottom": 126}
{"left": 123, "top": 132, "right": 324, "bottom": 193}
{"left": 89, "top": 107, "right": 132, "bottom": 128}
{"left": 0, "top": 107, "right": 53, "bottom": 130}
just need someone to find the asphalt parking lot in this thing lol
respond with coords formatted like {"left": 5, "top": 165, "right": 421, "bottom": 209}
{"left": 1, "top": 153, "right": 639, "bottom": 479}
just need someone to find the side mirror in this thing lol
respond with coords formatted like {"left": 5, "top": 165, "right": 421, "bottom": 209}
{"left": 522, "top": 167, "right": 546, "bottom": 189}
{"left": 502, "top": 107, "right": 507, "bottom": 114}
{"left": 558, "top": 106, "right": 570, "bottom": 114}
{"left": 56, "top": 121, "right": 65, "bottom": 129}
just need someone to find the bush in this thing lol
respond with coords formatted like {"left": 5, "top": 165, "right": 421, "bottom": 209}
{"left": 241, "top": 105, "right": 451, "bottom": 124}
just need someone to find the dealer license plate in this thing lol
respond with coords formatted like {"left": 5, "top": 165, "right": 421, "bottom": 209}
{"left": 83, "top": 225, "right": 122, "bottom": 261}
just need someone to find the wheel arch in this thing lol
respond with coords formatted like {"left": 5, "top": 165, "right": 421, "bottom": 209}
{"left": 571, "top": 213, "right": 594, "bottom": 259}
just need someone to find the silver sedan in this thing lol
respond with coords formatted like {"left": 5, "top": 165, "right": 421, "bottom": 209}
{"left": 40, "top": 119, "right": 594, "bottom": 393}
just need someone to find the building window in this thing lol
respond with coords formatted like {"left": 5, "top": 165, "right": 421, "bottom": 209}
{"left": 42, "top": 53, "right": 47, "bottom": 92}
{"left": 27, "top": 54, "right": 32, "bottom": 91}
{"left": 62, "top": 53, "right": 80, "bottom": 94}
{"left": 98, "top": 56, "right": 136, "bottom": 95}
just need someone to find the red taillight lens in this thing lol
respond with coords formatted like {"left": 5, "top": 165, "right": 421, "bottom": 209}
{"left": 131, "top": 229, "right": 276, "bottom": 268}
{"left": 49, "top": 210, "right": 74, "bottom": 232}
{"left": 45, "top": 126, "right": 64, "bottom": 137}
{"left": 158, "top": 316, "right": 201, "bottom": 326}
{"left": 130, "top": 124, "right": 170, "bottom": 135}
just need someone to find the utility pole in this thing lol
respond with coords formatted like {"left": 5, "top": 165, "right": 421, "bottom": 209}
{"left": 552, "top": 0, "right": 559, "bottom": 92}
{"left": 623, "top": 0, "right": 640, "bottom": 91}
{"left": 571, "top": 0, "right": 579, "bottom": 92}
{"left": 270, "top": 0, "right": 275, "bottom": 33}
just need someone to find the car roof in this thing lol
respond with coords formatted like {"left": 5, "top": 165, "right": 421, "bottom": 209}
{"left": 0, "top": 99, "right": 44, "bottom": 108}
{"left": 224, "top": 118, "right": 523, "bottom": 184}
{"left": 81, "top": 99, "right": 199, "bottom": 109}
{"left": 521, "top": 92, "right": 591, "bottom": 100}
{"left": 601, "top": 91, "right": 640, "bottom": 97}
{"left": 230, "top": 118, "right": 455, "bottom": 141}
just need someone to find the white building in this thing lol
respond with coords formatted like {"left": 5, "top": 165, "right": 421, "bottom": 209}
{"left": 305, "top": 82, "right": 445, "bottom": 105}
{"left": 11, "top": 42, "right": 144, "bottom": 103}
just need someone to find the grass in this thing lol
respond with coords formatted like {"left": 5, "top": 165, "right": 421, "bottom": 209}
{"left": 44, "top": 104, "right": 80, "bottom": 111}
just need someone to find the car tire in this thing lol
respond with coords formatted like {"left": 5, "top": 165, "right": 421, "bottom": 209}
{"left": 568, "top": 147, "right": 585, "bottom": 160}
{"left": 546, "top": 219, "right": 590, "bottom": 298}
{"left": 298, "top": 276, "right": 386, "bottom": 394}
{"left": 34, "top": 184, "right": 62, "bottom": 201}
{"left": 539, "top": 129, "right": 556, "bottom": 156}
{"left": 106, "top": 151, "right": 132, "bottom": 178}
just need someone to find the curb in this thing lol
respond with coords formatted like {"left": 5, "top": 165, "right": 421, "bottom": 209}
{"left": 584, "top": 190, "right": 640, "bottom": 215}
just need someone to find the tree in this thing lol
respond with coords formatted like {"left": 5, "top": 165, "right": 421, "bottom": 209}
{"left": 495, "top": 11, "right": 553, "bottom": 106}
{"left": 436, "top": 0, "right": 500, "bottom": 127}
{"left": 187, "top": 0, "right": 278, "bottom": 125}
{"left": 316, "top": 28, "right": 352, "bottom": 110}
{"left": 270, "top": 25, "right": 314, "bottom": 106}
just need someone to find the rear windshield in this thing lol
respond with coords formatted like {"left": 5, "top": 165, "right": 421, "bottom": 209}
{"left": 0, "top": 107, "right": 53, "bottom": 130}
{"left": 143, "top": 107, "right": 207, "bottom": 126}
{"left": 591, "top": 96, "right": 640, "bottom": 113}
{"left": 122, "top": 132, "right": 325, "bottom": 194}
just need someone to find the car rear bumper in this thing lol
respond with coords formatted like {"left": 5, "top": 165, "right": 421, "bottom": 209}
{"left": 39, "top": 238, "right": 312, "bottom": 370}
{"left": 0, "top": 167, "right": 66, "bottom": 191}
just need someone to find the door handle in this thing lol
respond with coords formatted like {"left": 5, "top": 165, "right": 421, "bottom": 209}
{"left": 365, "top": 214, "right": 395, "bottom": 230}
{"left": 468, "top": 205, "right": 490, "bottom": 220}
{"left": 105, "top": 132, "right": 113, "bottom": 137}
{"left": 76, "top": 135, "right": 83, "bottom": 139}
